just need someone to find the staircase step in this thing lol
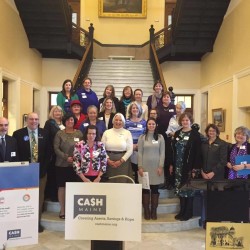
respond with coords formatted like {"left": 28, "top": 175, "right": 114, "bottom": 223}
{"left": 88, "top": 59, "right": 154, "bottom": 101}
{"left": 41, "top": 211, "right": 200, "bottom": 233}
{"left": 158, "top": 198, "right": 179, "bottom": 214}
{"left": 141, "top": 214, "right": 200, "bottom": 233}
{"left": 159, "top": 189, "right": 176, "bottom": 199}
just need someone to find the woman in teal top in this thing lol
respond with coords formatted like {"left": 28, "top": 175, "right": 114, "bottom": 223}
{"left": 56, "top": 79, "right": 78, "bottom": 114}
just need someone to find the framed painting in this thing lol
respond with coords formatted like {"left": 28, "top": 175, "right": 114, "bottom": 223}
{"left": 98, "top": 0, "right": 147, "bottom": 18}
{"left": 212, "top": 108, "right": 225, "bottom": 132}
{"left": 206, "top": 222, "right": 250, "bottom": 250}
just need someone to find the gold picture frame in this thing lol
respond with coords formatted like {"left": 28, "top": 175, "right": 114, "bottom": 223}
{"left": 212, "top": 108, "right": 225, "bottom": 132}
{"left": 98, "top": 0, "right": 147, "bottom": 18}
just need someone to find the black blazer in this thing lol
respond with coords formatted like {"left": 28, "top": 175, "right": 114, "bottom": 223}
{"left": 44, "top": 119, "right": 60, "bottom": 156}
{"left": 13, "top": 127, "right": 50, "bottom": 178}
{"left": 98, "top": 112, "right": 116, "bottom": 129}
{"left": 0, "top": 135, "right": 19, "bottom": 162}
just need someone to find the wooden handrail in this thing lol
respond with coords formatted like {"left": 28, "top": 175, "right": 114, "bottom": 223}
{"left": 154, "top": 25, "right": 172, "bottom": 37}
{"left": 150, "top": 42, "right": 166, "bottom": 91}
{"left": 73, "top": 41, "right": 92, "bottom": 88}
{"left": 72, "top": 23, "right": 89, "bottom": 36}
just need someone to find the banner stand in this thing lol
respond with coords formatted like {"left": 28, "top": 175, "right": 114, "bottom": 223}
{"left": 0, "top": 162, "right": 39, "bottom": 249}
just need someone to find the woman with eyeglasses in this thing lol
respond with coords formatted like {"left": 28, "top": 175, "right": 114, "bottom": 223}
{"left": 73, "top": 125, "right": 107, "bottom": 183}
{"left": 227, "top": 126, "right": 250, "bottom": 179}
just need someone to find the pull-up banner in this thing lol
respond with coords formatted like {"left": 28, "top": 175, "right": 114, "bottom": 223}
{"left": 0, "top": 163, "right": 39, "bottom": 249}
{"left": 65, "top": 183, "right": 142, "bottom": 241}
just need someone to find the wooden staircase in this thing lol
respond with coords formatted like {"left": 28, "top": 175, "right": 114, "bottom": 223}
{"left": 14, "top": 0, "right": 85, "bottom": 60}
{"left": 156, "top": 0, "right": 231, "bottom": 62}
{"left": 89, "top": 59, "right": 155, "bottom": 102}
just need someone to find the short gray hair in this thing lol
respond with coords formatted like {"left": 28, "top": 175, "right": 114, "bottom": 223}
{"left": 176, "top": 101, "right": 186, "bottom": 111}
{"left": 234, "top": 126, "right": 250, "bottom": 140}
{"left": 112, "top": 113, "right": 126, "bottom": 126}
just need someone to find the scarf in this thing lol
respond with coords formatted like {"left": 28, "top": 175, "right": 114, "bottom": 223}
{"left": 122, "top": 98, "right": 131, "bottom": 108}
{"left": 151, "top": 92, "right": 162, "bottom": 109}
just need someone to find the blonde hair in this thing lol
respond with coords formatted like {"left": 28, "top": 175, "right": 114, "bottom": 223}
{"left": 49, "top": 106, "right": 63, "bottom": 119}
{"left": 128, "top": 101, "right": 142, "bottom": 119}
{"left": 100, "top": 97, "right": 116, "bottom": 113}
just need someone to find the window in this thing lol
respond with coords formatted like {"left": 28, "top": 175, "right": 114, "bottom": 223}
{"left": 174, "top": 94, "right": 193, "bottom": 115}
{"left": 49, "top": 92, "right": 59, "bottom": 112}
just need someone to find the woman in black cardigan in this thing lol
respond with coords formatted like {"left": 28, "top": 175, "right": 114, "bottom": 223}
{"left": 98, "top": 97, "right": 117, "bottom": 129}
{"left": 169, "top": 112, "right": 202, "bottom": 221}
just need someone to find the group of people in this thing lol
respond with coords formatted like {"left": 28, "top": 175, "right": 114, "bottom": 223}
{"left": 1, "top": 77, "right": 250, "bottom": 232}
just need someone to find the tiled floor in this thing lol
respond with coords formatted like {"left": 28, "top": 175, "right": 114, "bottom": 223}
{"left": 9, "top": 229, "right": 206, "bottom": 250}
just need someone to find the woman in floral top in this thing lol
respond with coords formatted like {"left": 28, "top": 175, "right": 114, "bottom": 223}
{"left": 73, "top": 125, "right": 107, "bottom": 182}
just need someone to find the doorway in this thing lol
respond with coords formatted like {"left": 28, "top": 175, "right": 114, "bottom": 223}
{"left": 165, "top": 0, "right": 176, "bottom": 44}
{"left": 2, "top": 80, "right": 8, "bottom": 118}
{"left": 68, "top": 0, "right": 81, "bottom": 44}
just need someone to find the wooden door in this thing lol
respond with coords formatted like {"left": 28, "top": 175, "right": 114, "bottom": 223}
{"left": 2, "top": 80, "right": 8, "bottom": 118}
{"left": 67, "top": 0, "right": 80, "bottom": 44}
{"left": 165, "top": 0, "right": 176, "bottom": 44}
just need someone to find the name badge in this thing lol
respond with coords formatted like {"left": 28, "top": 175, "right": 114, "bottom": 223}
{"left": 11, "top": 152, "right": 16, "bottom": 157}
{"left": 84, "top": 123, "right": 89, "bottom": 127}
{"left": 137, "top": 124, "right": 143, "bottom": 128}
{"left": 214, "top": 143, "right": 219, "bottom": 147}
{"left": 74, "top": 138, "right": 80, "bottom": 142}
{"left": 240, "top": 145, "right": 246, "bottom": 149}
{"left": 99, "top": 117, "right": 103, "bottom": 120}
{"left": 240, "top": 161, "right": 247, "bottom": 165}
{"left": 169, "top": 109, "right": 174, "bottom": 112}
{"left": 59, "top": 124, "right": 65, "bottom": 130}
{"left": 152, "top": 140, "right": 158, "bottom": 144}
{"left": 81, "top": 93, "right": 87, "bottom": 99}
{"left": 65, "top": 99, "right": 69, "bottom": 102}
{"left": 184, "top": 136, "right": 189, "bottom": 140}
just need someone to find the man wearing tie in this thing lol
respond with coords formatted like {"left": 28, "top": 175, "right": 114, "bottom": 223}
{"left": 13, "top": 112, "right": 50, "bottom": 233}
{"left": 0, "top": 117, "right": 18, "bottom": 162}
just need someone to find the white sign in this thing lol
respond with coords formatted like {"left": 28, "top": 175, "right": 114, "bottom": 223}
{"left": 65, "top": 183, "right": 142, "bottom": 241}
{"left": 0, "top": 164, "right": 39, "bottom": 248}
{"left": 138, "top": 172, "right": 150, "bottom": 190}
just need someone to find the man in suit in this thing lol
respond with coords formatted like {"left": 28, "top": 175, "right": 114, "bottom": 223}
{"left": 0, "top": 117, "right": 18, "bottom": 162}
{"left": 13, "top": 112, "right": 50, "bottom": 233}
